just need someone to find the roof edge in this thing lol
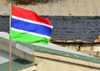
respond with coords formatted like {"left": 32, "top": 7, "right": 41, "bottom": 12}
{"left": 50, "top": 39, "right": 100, "bottom": 44}
{"left": 33, "top": 52, "right": 100, "bottom": 69}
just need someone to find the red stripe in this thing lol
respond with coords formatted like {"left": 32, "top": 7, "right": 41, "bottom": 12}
{"left": 12, "top": 6, "right": 52, "bottom": 26}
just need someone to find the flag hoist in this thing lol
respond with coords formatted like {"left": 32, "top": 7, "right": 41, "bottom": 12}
{"left": 9, "top": 4, "right": 53, "bottom": 71}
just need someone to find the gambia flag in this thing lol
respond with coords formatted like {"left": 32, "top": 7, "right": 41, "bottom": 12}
{"left": 10, "top": 6, "right": 53, "bottom": 45}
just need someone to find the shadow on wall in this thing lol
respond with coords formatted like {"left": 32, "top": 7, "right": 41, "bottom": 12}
{"left": 6, "top": 0, "right": 59, "bottom": 5}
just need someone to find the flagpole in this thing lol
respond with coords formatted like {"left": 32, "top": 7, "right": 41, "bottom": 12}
{"left": 9, "top": 2, "right": 12, "bottom": 71}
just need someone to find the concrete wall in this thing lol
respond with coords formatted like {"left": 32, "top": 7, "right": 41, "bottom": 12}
{"left": 1, "top": 0, "right": 100, "bottom": 16}
{"left": 54, "top": 43, "right": 100, "bottom": 51}
{"left": 0, "top": 42, "right": 35, "bottom": 62}
{"left": 53, "top": 43, "right": 100, "bottom": 57}
{"left": 35, "top": 56, "right": 100, "bottom": 71}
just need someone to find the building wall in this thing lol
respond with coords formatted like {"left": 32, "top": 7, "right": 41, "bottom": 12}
{"left": 1, "top": 0, "right": 100, "bottom": 16}
{"left": 0, "top": 41, "right": 100, "bottom": 71}
{"left": 53, "top": 43, "right": 100, "bottom": 51}
{"left": 0, "top": 42, "right": 35, "bottom": 62}
{"left": 53, "top": 43, "right": 100, "bottom": 57}
{"left": 1, "top": 0, "right": 100, "bottom": 42}
{"left": 35, "top": 56, "right": 100, "bottom": 71}
{"left": 1, "top": 0, "right": 100, "bottom": 59}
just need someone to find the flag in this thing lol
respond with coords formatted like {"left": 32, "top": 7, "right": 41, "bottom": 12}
{"left": 10, "top": 6, "right": 53, "bottom": 44}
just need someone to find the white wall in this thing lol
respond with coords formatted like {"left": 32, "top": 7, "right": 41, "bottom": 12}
{"left": 1, "top": 0, "right": 100, "bottom": 16}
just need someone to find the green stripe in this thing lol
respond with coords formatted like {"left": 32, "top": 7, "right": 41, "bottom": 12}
{"left": 10, "top": 30, "right": 50, "bottom": 44}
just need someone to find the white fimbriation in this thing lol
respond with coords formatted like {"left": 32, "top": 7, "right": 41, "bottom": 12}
{"left": 12, "top": 16, "right": 53, "bottom": 28}
{"left": 11, "top": 28, "right": 51, "bottom": 39}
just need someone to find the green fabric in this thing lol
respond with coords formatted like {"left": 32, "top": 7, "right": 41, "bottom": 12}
{"left": 19, "top": 42, "right": 100, "bottom": 64}
{"left": 10, "top": 30, "right": 50, "bottom": 45}
{"left": 0, "top": 58, "right": 35, "bottom": 71}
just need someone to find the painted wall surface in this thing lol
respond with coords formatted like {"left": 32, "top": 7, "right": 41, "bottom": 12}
{"left": 53, "top": 43, "right": 100, "bottom": 57}
{"left": 1, "top": 0, "right": 100, "bottom": 16}
{"left": 54, "top": 43, "right": 100, "bottom": 51}
{"left": 35, "top": 56, "right": 100, "bottom": 71}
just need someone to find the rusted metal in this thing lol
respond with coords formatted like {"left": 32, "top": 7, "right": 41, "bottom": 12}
{"left": 50, "top": 40, "right": 100, "bottom": 44}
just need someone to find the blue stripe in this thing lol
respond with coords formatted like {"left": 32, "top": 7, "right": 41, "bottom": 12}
{"left": 11, "top": 18, "right": 52, "bottom": 36}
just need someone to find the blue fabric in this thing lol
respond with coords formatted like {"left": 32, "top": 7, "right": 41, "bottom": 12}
{"left": 11, "top": 18, "right": 52, "bottom": 36}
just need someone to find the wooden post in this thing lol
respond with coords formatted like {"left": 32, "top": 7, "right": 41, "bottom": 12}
{"left": 97, "top": 51, "right": 99, "bottom": 57}
{"left": 9, "top": 3, "right": 12, "bottom": 71}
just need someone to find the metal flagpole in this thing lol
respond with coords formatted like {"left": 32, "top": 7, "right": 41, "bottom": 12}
{"left": 9, "top": 2, "right": 12, "bottom": 71}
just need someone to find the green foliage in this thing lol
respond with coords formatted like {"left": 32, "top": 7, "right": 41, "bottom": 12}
{"left": 93, "top": 55, "right": 98, "bottom": 58}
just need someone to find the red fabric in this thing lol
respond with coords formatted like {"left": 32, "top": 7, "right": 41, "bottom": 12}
{"left": 12, "top": 6, "right": 52, "bottom": 26}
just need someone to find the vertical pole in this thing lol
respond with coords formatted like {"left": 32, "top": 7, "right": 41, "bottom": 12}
{"left": 97, "top": 51, "right": 99, "bottom": 57}
{"left": 9, "top": 3, "right": 12, "bottom": 71}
